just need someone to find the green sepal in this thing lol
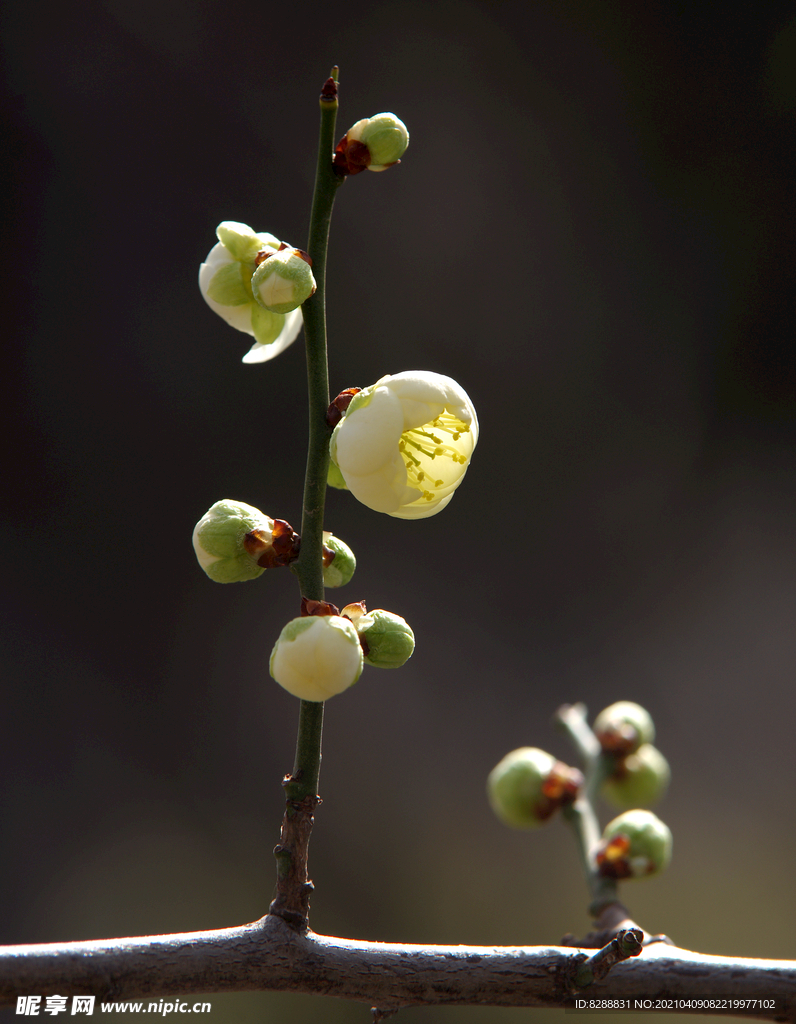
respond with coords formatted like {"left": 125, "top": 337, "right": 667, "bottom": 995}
{"left": 323, "top": 534, "right": 356, "bottom": 588}
{"left": 204, "top": 558, "right": 264, "bottom": 584}
{"left": 277, "top": 616, "right": 317, "bottom": 644}
{"left": 327, "top": 459, "right": 348, "bottom": 490}
{"left": 251, "top": 302, "right": 286, "bottom": 346}
{"left": 216, "top": 222, "right": 264, "bottom": 263}
{"left": 206, "top": 262, "right": 250, "bottom": 306}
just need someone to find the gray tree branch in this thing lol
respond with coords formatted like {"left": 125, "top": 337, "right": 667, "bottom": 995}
{"left": 1, "top": 914, "right": 794, "bottom": 1019}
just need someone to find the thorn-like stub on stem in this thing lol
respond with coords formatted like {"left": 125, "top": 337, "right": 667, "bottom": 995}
{"left": 320, "top": 75, "right": 338, "bottom": 104}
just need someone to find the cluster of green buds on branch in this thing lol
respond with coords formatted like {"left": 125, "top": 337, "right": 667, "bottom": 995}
{"left": 488, "top": 701, "right": 672, "bottom": 905}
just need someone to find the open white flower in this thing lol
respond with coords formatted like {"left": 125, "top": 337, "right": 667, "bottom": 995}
{"left": 330, "top": 371, "right": 478, "bottom": 519}
{"left": 199, "top": 221, "right": 304, "bottom": 363}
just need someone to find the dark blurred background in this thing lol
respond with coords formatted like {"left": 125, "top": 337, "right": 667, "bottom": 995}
{"left": 2, "top": 1, "right": 795, "bottom": 1021}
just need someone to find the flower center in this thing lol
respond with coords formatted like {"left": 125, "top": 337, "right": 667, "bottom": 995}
{"left": 398, "top": 411, "right": 471, "bottom": 503}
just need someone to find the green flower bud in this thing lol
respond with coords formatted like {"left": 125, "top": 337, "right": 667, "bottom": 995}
{"left": 322, "top": 532, "right": 356, "bottom": 588}
{"left": 598, "top": 809, "right": 672, "bottom": 879}
{"left": 350, "top": 113, "right": 409, "bottom": 170}
{"left": 333, "top": 113, "right": 409, "bottom": 174}
{"left": 269, "top": 614, "right": 363, "bottom": 702}
{"left": 487, "top": 748, "right": 582, "bottom": 829}
{"left": 602, "top": 744, "right": 671, "bottom": 809}
{"left": 192, "top": 500, "right": 299, "bottom": 582}
{"left": 594, "top": 701, "right": 655, "bottom": 756}
{"left": 342, "top": 602, "right": 415, "bottom": 668}
{"left": 251, "top": 247, "right": 316, "bottom": 315}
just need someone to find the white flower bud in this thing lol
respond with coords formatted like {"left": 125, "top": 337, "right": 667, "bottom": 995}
{"left": 251, "top": 247, "right": 316, "bottom": 315}
{"left": 269, "top": 615, "right": 364, "bottom": 702}
{"left": 329, "top": 371, "right": 478, "bottom": 519}
{"left": 322, "top": 532, "right": 356, "bottom": 588}
{"left": 198, "top": 221, "right": 304, "bottom": 363}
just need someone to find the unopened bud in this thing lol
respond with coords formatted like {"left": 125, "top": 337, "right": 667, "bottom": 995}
{"left": 594, "top": 701, "right": 655, "bottom": 756}
{"left": 602, "top": 744, "right": 671, "bottom": 808}
{"left": 269, "top": 614, "right": 363, "bottom": 702}
{"left": 251, "top": 247, "right": 316, "bottom": 314}
{"left": 192, "top": 499, "right": 299, "bottom": 583}
{"left": 342, "top": 602, "right": 415, "bottom": 668}
{"left": 334, "top": 113, "right": 409, "bottom": 175}
{"left": 597, "top": 809, "right": 672, "bottom": 879}
{"left": 487, "top": 748, "right": 582, "bottom": 829}
{"left": 322, "top": 532, "right": 356, "bottom": 588}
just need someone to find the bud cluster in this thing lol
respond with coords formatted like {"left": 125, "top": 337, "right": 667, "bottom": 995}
{"left": 595, "top": 702, "right": 670, "bottom": 808}
{"left": 268, "top": 598, "right": 415, "bottom": 703}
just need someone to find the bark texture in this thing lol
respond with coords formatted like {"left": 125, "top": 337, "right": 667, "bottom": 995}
{"left": 1, "top": 914, "right": 794, "bottom": 1019}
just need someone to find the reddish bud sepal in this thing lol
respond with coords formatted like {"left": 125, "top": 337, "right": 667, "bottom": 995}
{"left": 301, "top": 597, "right": 341, "bottom": 617}
{"left": 327, "top": 387, "right": 362, "bottom": 428}
{"left": 243, "top": 519, "right": 301, "bottom": 568}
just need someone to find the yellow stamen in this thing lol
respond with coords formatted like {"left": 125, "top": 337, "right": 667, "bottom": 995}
{"left": 398, "top": 411, "right": 472, "bottom": 504}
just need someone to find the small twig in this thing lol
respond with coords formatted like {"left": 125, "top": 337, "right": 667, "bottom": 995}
{"left": 555, "top": 703, "right": 621, "bottom": 914}
{"left": 574, "top": 928, "right": 644, "bottom": 988}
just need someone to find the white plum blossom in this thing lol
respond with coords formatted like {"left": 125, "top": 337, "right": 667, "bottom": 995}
{"left": 199, "top": 221, "right": 303, "bottom": 363}
{"left": 269, "top": 615, "right": 364, "bottom": 702}
{"left": 330, "top": 371, "right": 478, "bottom": 519}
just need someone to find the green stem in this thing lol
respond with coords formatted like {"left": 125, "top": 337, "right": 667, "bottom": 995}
{"left": 556, "top": 704, "right": 619, "bottom": 915}
{"left": 270, "top": 69, "right": 345, "bottom": 930}
{"left": 286, "top": 67, "right": 345, "bottom": 805}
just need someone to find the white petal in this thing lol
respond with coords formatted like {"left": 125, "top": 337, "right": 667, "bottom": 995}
{"left": 242, "top": 308, "right": 304, "bottom": 363}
